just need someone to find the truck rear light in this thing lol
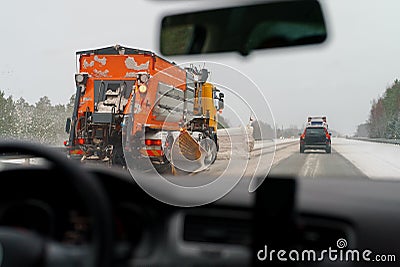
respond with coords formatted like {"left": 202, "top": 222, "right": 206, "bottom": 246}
{"left": 140, "top": 74, "right": 149, "bottom": 83}
{"left": 75, "top": 74, "right": 84, "bottom": 83}
{"left": 75, "top": 73, "right": 88, "bottom": 84}
{"left": 70, "top": 149, "right": 84, "bottom": 155}
{"left": 145, "top": 139, "right": 162, "bottom": 146}
{"left": 138, "top": 84, "right": 147, "bottom": 93}
{"left": 77, "top": 138, "right": 85, "bottom": 145}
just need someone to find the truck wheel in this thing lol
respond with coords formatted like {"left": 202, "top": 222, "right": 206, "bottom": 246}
{"left": 111, "top": 146, "right": 126, "bottom": 167}
{"left": 200, "top": 138, "right": 217, "bottom": 165}
{"left": 154, "top": 160, "right": 172, "bottom": 174}
{"left": 212, "top": 133, "right": 219, "bottom": 152}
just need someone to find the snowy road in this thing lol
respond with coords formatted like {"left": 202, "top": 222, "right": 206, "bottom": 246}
{"left": 268, "top": 137, "right": 400, "bottom": 180}
{"left": 2, "top": 137, "right": 400, "bottom": 181}
{"left": 333, "top": 138, "right": 400, "bottom": 180}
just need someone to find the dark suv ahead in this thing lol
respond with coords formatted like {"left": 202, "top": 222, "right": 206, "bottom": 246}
{"left": 300, "top": 126, "right": 331, "bottom": 153}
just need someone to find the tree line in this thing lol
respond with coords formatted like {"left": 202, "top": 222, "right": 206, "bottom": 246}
{"left": 0, "top": 91, "right": 73, "bottom": 145}
{"left": 356, "top": 79, "right": 400, "bottom": 138}
{"left": 0, "top": 89, "right": 280, "bottom": 144}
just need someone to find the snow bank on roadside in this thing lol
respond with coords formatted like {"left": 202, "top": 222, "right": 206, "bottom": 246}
{"left": 333, "top": 138, "right": 400, "bottom": 180}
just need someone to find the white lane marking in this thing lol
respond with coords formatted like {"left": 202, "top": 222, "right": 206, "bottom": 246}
{"left": 300, "top": 153, "right": 321, "bottom": 178}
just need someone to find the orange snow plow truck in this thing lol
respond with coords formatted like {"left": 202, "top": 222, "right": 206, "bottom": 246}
{"left": 64, "top": 45, "right": 224, "bottom": 169}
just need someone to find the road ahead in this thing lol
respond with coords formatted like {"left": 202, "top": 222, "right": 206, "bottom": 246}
{"left": 2, "top": 137, "right": 399, "bottom": 185}
{"left": 167, "top": 134, "right": 400, "bottom": 189}
{"left": 267, "top": 137, "right": 400, "bottom": 180}
{"left": 269, "top": 143, "right": 366, "bottom": 179}
{"left": 164, "top": 138, "right": 370, "bottom": 189}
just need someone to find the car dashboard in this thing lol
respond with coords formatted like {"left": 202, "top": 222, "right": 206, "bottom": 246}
{"left": 1, "top": 165, "right": 400, "bottom": 267}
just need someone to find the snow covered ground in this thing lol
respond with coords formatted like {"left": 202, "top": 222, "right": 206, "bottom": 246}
{"left": 333, "top": 138, "right": 400, "bottom": 180}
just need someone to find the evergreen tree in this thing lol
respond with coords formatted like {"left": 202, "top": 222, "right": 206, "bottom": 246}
{"left": 0, "top": 91, "right": 17, "bottom": 139}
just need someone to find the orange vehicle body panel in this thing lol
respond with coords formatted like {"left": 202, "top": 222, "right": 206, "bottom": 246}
{"left": 76, "top": 52, "right": 187, "bottom": 135}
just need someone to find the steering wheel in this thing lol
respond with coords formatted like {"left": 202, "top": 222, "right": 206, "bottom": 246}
{"left": 0, "top": 141, "right": 113, "bottom": 267}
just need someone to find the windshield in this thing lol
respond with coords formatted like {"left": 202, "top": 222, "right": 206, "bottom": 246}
{"left": 305, "top": 128, "right": 325, "bottom": 136}
{"left": 1, "top": 0, "right": 400, "bottom": 203}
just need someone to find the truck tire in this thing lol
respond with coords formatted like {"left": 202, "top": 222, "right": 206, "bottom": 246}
{"left": 111, "top": 146, "right": 126, "bottom": 167}
{"left": 154, "top": 160, "right": 172, "bottom": 174}
{"left": 200, "top": 138, "right": 217, "bottom": 165}
{"left": 212, "top": 133, "right": 219, "bottom": 152}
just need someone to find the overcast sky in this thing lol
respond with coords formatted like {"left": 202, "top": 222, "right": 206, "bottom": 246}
{"left": 1, "top": 0, "right": 400, "bottom": 135}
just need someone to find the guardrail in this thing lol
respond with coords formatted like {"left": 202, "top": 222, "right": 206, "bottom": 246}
{"left": 0, "top": 146, "right": 67, "bottom": 166}
{"left": 347, "top": 136, "right": 400, "bottom": 145}
{"left": 0, "top": 146, "right": 66, "bottom": 158}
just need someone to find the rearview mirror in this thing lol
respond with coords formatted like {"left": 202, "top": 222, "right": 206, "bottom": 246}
{"left": 160, "top": 0, "right": 327, "bottom": 56}
{"left": 218, "top": 99, "right": 224, "bottom": 111}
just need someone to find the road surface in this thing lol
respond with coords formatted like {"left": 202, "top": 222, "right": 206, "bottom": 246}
{"left": 2, "top": 138, "right": 400, "bottom": 183}
{"left": 164, "top": 136, "right": 400, "bottom": 189}
{"left": 268, "top": 142, "right": 366, "bottom": 179}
